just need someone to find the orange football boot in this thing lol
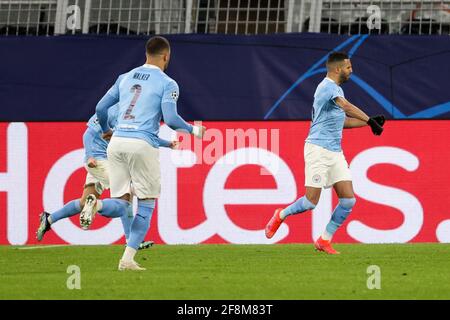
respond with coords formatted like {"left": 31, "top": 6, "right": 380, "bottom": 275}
{"left": 314, "top": 236, "right": 340, "bottom": 255}
{"left": 265, "top": 208, "right": 284, "bottom": 239}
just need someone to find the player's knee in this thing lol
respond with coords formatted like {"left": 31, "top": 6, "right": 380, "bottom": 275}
{"left": 119, "top": 193, "right": 131, "bottom": 202}
{"left": 339, "top": 197, "right": 356, "bottom": 210}
{"left": 84, "top": 183, "right": 95, "bottom": 188}
{"left": 305, "top": 185, "right": 321, "bottom": 204}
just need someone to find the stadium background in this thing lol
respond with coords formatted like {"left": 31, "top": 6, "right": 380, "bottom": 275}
{"left": 1, "top": 0, "right": 449, "bottom": 246}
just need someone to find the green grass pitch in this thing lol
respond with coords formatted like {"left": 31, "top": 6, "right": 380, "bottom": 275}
{"left": 1, "top": 244, "right": 450, "bottom": 300}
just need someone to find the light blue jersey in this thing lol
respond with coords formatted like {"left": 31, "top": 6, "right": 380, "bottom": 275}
{"left": 84, "top": 104, "right": 119, "bottom": 161}
{"left": 305, "top": 78, "right": 345, "bottom": 152}
{"left": 96, "top": 64, "right": 193, "bottom": 148}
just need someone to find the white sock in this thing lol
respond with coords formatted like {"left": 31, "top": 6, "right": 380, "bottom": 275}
{"left": 322, "top": 230, "right": 333, "bottom": 241}
{"left": 47, "top": 216, "right": 53, "bottom": 224}
{"left": 122, "top": 246, "right": 137, "bottom": 262}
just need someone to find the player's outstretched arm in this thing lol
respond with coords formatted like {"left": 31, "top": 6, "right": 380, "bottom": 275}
{"left": 336, "top": 97, "right": 384, "bottom": 135}
{"left": 162, "top": 81, "right": 205, "bottom": 138}
{"left": 161, "top": 102, "right": 205, "bottom": 138}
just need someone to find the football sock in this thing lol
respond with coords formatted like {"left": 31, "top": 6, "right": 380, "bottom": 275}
{"left": 126, "top": 199, "right": 156, "bottom": 251}
{"left": 120, "top": 202, "right": 133, "bottom": 242}
{"left": 97, "top": 199, "right": 129, "bottom": 218}
{"left": 49, "top": 199, "right": 81, "bottom": 224}
{"left": 280, "top": 196, "right": 316, "bottom": 220}
{"left": 322, "top": 198, "right": 356, "bottom": 240}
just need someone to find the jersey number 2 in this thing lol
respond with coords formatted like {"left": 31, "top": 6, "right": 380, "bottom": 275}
{"left": 123, "top": 84, "right": 142, "bottom": 120}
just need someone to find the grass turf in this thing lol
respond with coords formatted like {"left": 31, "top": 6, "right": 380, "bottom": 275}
{"left": 1, "top": 243, "right": 449, "bottom": 300}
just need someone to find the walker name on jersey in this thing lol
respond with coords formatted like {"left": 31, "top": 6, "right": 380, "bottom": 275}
{"left": 0, "top": 121, "right": 449, "bottom": 245}
{"left": 132, "top": 72, "right": 150, "bottom": 81}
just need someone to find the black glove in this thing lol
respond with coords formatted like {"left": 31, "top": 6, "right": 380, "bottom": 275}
{"left": 372, "top": 114, "right": 386, "bottom": 127}
{"left": 367, "top": 116, "right": 384, "bottom": 136}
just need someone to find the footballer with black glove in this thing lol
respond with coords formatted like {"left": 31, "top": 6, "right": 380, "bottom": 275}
{"left": 265, "top": 51, "right": 386, "bottom": 254}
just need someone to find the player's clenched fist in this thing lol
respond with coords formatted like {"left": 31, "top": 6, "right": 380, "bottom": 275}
{"left": 87, "top": 157, "right": 98, "bottom": 168}
{"left": 102, "top": 129, "right": 113, "bottom": 141}
{"left": 367, "top": 115, "right": 385, "bottom": 136}
{"left": 371, "top": 114, "right": 386, "bottom": 127}
{"left": 170, "top": 140, "right": 180, "bottom": 150}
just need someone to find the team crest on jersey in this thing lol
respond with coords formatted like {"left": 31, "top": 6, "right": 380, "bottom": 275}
{"left": 171, "top": 91, "right": 179, "bottom": 101}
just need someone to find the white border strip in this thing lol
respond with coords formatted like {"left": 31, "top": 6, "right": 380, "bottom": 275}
{"left": 17, "top": 245, "right": 72, "bottom": 250}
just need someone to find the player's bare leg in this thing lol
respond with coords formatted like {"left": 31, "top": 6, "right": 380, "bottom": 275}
{"left": 305, "top": 187, "right": 322, "bottom": 205}
{"left": 265, "top": 187, "right": 321, "bottom": 239}
{"left": 333, "top": 180, "right": 355, "bottom": 199}
{"left": 315, "top": 180, "right": 356, "bottom": 254}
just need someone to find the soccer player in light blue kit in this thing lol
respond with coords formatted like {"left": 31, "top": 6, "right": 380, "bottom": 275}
{"left": 265, "top": 52, "right": 385, "bottom": 254}
{"left": 95, "top": 36, "right": 205, "bottom": 271}
{"left": 36, "top": 104, "right": 178, "bottom": 247}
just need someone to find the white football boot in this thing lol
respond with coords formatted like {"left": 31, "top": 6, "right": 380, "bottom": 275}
{"left": 118, "top": 259, "right": 146, "bottom": 271}
{"left": 79, "top": 194, "right": 98, "bottom": 230}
